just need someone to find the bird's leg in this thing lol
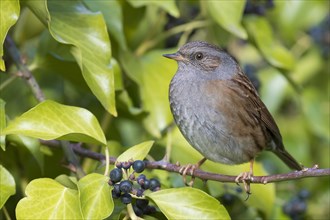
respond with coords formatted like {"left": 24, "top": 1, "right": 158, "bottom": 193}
{"left": 179, "top": 157, "right": 207, "bottom": 187}
{"left": 235, "top": 159, "right": 254, "bottom": 195}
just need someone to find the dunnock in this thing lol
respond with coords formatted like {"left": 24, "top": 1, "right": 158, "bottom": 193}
{"left": 163, "top": 41, "right": 302, "bottom": 190}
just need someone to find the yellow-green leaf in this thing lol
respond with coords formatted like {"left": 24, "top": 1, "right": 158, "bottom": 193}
{"left": 205, "top": 0, "right": 247, "bottom": 39}
{"left": 116, "top": 141, "right": 154, "bottom": 162}
{"left": 16, "top": 178, "right": 83, "bottom": 219}
{"left": 0, "top": 0, "right": 20, "bottom": 71}
{"left": 120, "top": 49, "right": 177, "bottom": 137}
{"left": 47, "top": 0, "right": 116, "bottom": 115}
{"left": 148, "top": 188, "right": 230, "bottom": 220}
{"left": 0, "top": 165, "right": 16, "bottom": 209}
{"left": 2, "top": 100, "right": 106, "bottom": 146}
{"left": 244, "top": 16, "right": 295, "bottom": 70}
{"left": 78, "top": 173, "right": 114, "bottom": 219}
{"left": 128, "top": 0, "right": 179, "bottom": 18}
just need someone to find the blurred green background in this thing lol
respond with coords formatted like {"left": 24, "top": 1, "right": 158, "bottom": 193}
{"left": 1, "top": 0, "right": 329, "bottom": 219}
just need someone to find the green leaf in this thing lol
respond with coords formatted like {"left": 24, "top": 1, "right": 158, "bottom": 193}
{"left": 244, "top": 16, "right": 295, "bottom": 70}
{"left": 55, "top": 174, "right": 78, "bottom": 190}
{"left": 205, "top": 0, "right": 247, "bottom": 39}
{"left": 16, "top": 178, "right": 83, "bottom": 219}
{"left": 116, "top": 141, "right": 154, "bottom": 162}
{"left": 0, "top": 0, "right": 20, "bottom": 71}
{"left": 83, "top": 0, "right": 127, "bottom": 50}
{"left": 127, "top": 0, "right": 179, "bottom": 18}
{"left": 0, "top": 165, "right": 16, "bottom": 209}
{"left": 2, "top": 100, "right": 106, "bottom": 146}
{"left": 78, "top": 173, "right": 114, "bottom": 219}
{"left": 120, "top": 49, "right": 177, "bottom": 137}
{"left": 6, "top": 134, "right": 44, "bottom": 171}
{"left": 47, "top": 0, "right": 116, "bottom": 116}
{"left": 0, "top": 99, "right": 6, "bottom": 150}
{"left": 148, "top": 188, "right": 230, "bottom": 220}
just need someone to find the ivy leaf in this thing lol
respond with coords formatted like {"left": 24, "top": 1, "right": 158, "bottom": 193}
{"left": 47, "top": 0, "right": 116, "bottom": 115}
{"left": 0, "top": 165, "right": 16, "bottom": 209}
{"left": 205, "top": 1, "right": 247, "bottom": 39}
{"left": 116, "top": 141, "right": 154, "bottom": 162}
{"left": 78, "top": 173, "right": 114, "bottom": 219}
{"left": 127, "top": 0, "right": 179, "bottom": 18}
{"left": 83, "top": 0, "right": 127, "bottom": 50}
{"left": 244, "top": 16, "right": 295, "bottom": 70}
{"left": 16, "top": 178, "right": 83, "bottom": 219}
{"left": 2, "top": 100, "right": 106, "bottom": 146}
{"left": 120, "top": 49, "right": 177, "bottom": 137}
{"left": 148, "top": 188, "right": 230, "bottom": 219}
{"left": 0, "top": 0, "right": 20, "bottom": 71}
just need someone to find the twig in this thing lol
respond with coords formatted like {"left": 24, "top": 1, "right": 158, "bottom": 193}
{"left": 40, "top": 140, "right": 330, "bottom": 184}
{"left": 4, "top": 36, "right": 45, "bottom": 102}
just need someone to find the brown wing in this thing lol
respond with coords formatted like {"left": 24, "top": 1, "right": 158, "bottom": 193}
{"left": 231, "top": 71, "right": 284, "bottom": 150}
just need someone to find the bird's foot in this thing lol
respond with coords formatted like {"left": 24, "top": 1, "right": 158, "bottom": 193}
{"left": 179, "top": 164, "right": 197, "bottom": 187}
{"left": 179, "top": 158, "right": 207, "bottom": 187}
{"left": 235, "top": 171, "right": 253, "bottom": 198}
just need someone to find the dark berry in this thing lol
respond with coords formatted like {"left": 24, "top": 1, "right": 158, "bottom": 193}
{"left": 132, "top": 160, "right": 146, "bottom": 173}
{"left": 136, "top": 189, "right": 144, "bottom": 197}
{"left": 149, "top": 178, "right": 161, "bottom": 191}
{"left": 122, "top": 161, "right": 132, "bottom": 170}
{"left": 110, "top": 168, "right": 123, "bottom": 183}
{"left": 298, "top": 189, "right": 310, "bottom": 200}
{"left": 115, "top": 162, "right": 123, "bottom": 169}
{"left": 133, "top": 205, "right": 144, "bottom": 217}
{"left": 121, "top": 193, "right": 132, "bottom": 204}
{"left": 220, "top": 193, "right": 235, "bottom": 206}
{"left": 112, "top": 184, "right": 121, "bottom": 199}
{"left": 137, "top": 174, "right": 146, "bottom": 185}
{"left": 143, "top": 205, "right": 157, "bottom": 215}
{"left": 236, "top": 187, "right": 243, "bottom": 194}
{"left": 129, "top": 173, "right": 135, "bottom": 181}
{"left": 119, "top": 180, "right": 133, "bottom": 193}
{"left": 141, "top": 179, "right": 150, "bottom": 190}
{"left": 136, "top": 199, "right": 149, "bottom": 209}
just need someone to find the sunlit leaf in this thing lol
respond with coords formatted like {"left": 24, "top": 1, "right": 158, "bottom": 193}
{"left": 47, "top": 0, "right": 116, "bottom": 115}
{"left": 244, "top": 16, "right": 295, "bottom": 70}
{"left": 205, "top": 1, "right": 247, "bottom": 39}
{"left": 116, "top": 141, "right": 154, "bottom": 162}
{"left": 84, "top": 0, "right": 127, "bottom": 50}
{"left": 0, "top": 165, "right": 16, "bottom": 209}
{"left": 148, "top": 188, "right": 230, "bottom": 219}
{"left": 127, "top": 0, "right": 179, "bottom": 18}
{"left": 16, "top": 178, "right": 83, "bottom": 219}
{"left": 0, "top": 0, "right": 20, "bottom": 71}
{"left": 78, "top": 173, "right": 114, "bottom": 219}
{"left": 2, "top": 100, "right": 106, "bottom": 146}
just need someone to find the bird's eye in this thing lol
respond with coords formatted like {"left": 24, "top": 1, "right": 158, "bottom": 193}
{"left": 195, "top": 52, "right": 203, "bottom": 60}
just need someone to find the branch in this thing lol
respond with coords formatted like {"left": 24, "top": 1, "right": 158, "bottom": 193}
{"left": 4, "top": 37, "right": 84, "bottom": 176}
{"left": 4, "top": 36, "right": 45, "bottom": 102}
{"left": 40, "top": 140, "right": 330, "bottom": 184}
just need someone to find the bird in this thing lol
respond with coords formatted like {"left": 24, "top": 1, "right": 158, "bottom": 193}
{"left": 163, "top": 41, "right": 303, "bottom": 192}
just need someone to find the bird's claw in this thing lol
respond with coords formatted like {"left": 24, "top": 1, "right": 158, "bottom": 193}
{"left": 235, "top": 171, "right": 253, "bottom": 196}
{"left": 179, "top": 164, "right": 197, "bottom": 187}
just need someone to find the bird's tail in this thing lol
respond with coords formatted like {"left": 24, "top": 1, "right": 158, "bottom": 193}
{"left": 273, "top": 149, "right": 303, "bottom": 171}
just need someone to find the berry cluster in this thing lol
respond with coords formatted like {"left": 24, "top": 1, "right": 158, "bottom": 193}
{"left": 282, "top": 189, "right": 310, "bottom": 220}
{"left": 244, "top": 0, "right": 274, "bottom": 16}
{"left": 108, "top": 160, "right": 160, "bottom": 216}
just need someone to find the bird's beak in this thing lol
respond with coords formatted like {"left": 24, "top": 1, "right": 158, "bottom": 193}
{"left": 163, "top": 52, "right": 185, "bottom": 61}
